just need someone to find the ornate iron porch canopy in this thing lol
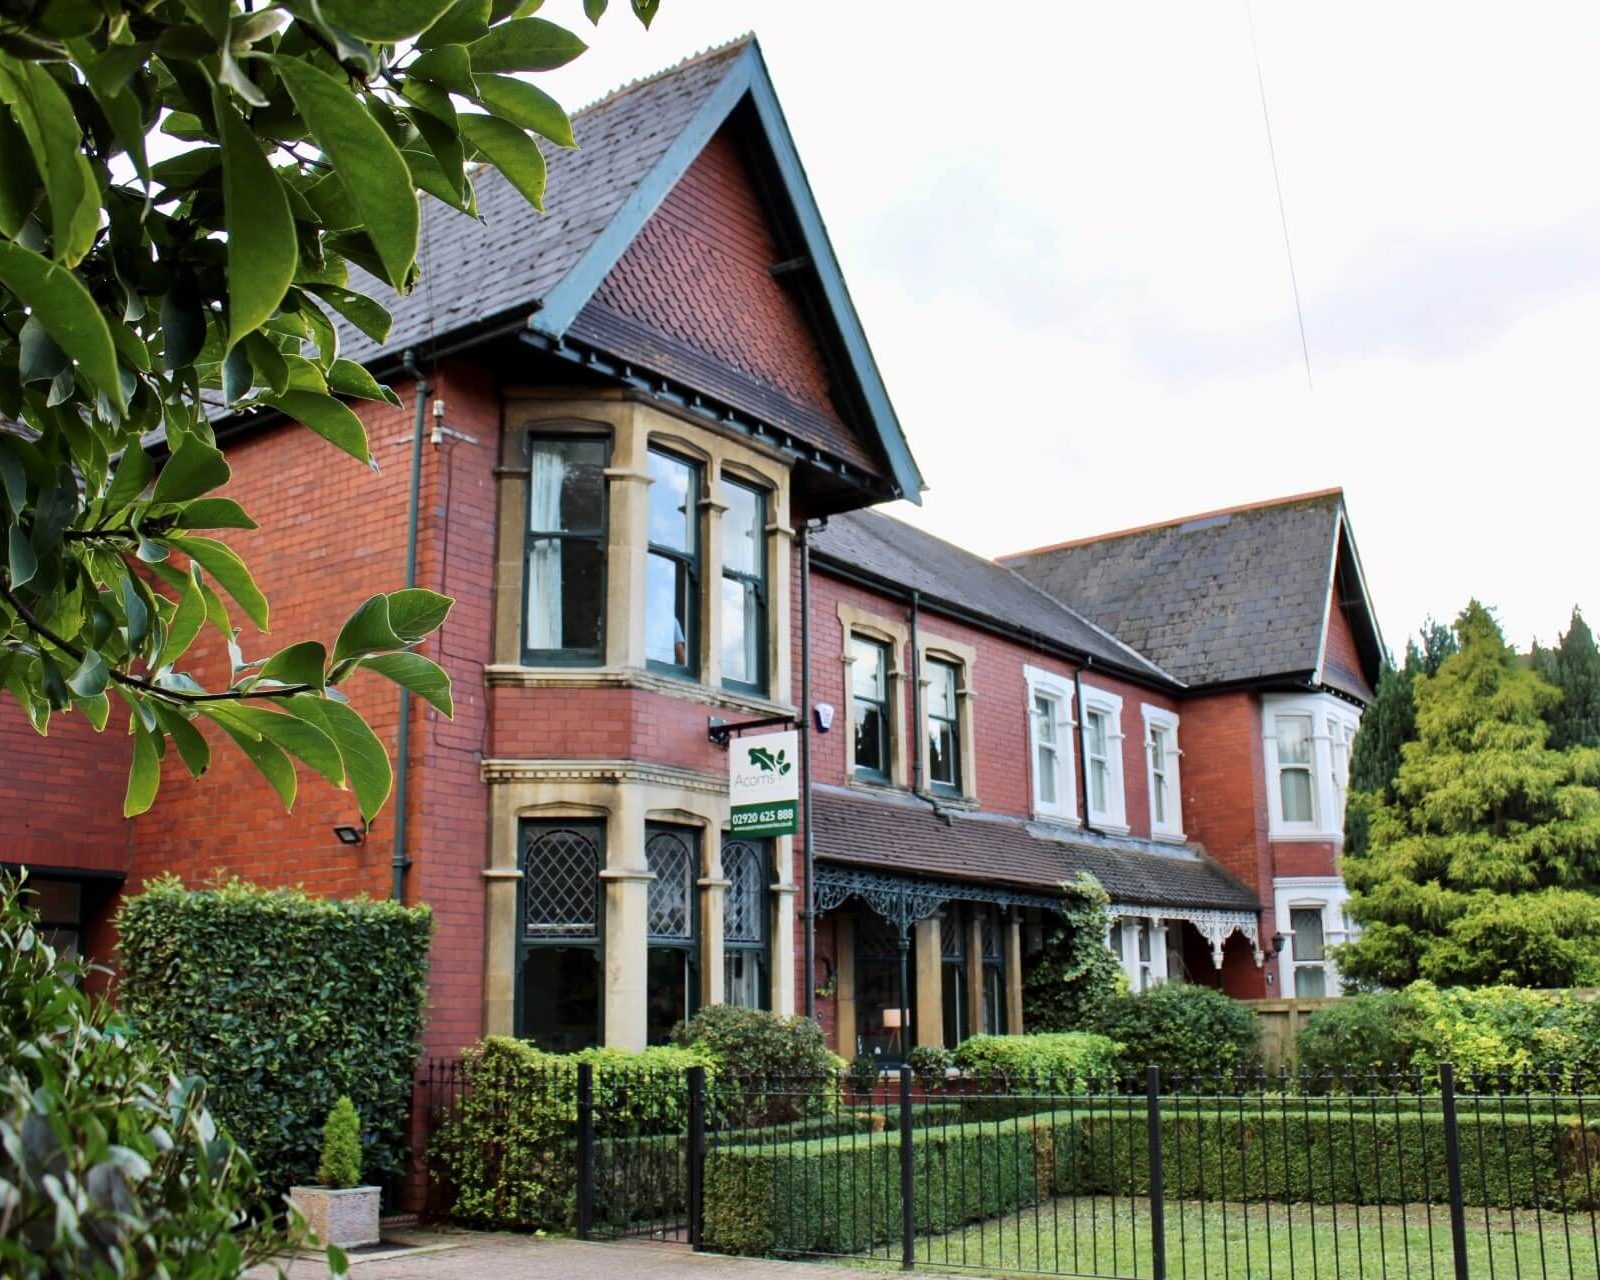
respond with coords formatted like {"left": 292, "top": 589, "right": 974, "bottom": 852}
{"left": 1109, "top": 902, "right": 1262, "bottom": 969}
{"left": 812, "top": 863, "right": 1062, "bottom": 940}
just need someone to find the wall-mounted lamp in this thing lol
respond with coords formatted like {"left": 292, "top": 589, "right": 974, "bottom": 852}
{"left": 1270, "top": 933, "right": 1287, "bottom": 956}
{"left": 333, "top": 824, "right": 365, "bottom": 846}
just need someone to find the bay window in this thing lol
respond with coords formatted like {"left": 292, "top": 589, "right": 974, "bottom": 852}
{"left": 1274, "top": 877, "right": 1353, "bottom": 997}
{"left": 1264, "top": 695, "right": 1363, "bottom": 839}
{"left": 980, "top": 907, "right": 1007, "bottom": 1034}
{"left": 940, "top": 910, "right": 969, "bottom": 1047}
{"left": 721, "top": 478, "right": 767, "bottom": 695}
{"left": 523, "top": 434, "right": 607, "bottom": 664}
{"left": 1276, "top": 714, "right": 1315, "bottom": 825}
{"left": 852, "top": 635, "right": 892, "bottom": 782}
{"left": 646, "top": 448, "right": 701, "bottom": 678}
{"left": 1290, "top": 907, "right": 1327, "bottom": 997}
{"left": 926, "top": 658, "right": 962, "bottom": 794}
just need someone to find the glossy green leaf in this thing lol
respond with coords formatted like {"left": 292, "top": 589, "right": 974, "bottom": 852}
{"left": 125, "top": 723, "right": 162, "bottom": 817}
{"left": 8, "top": 522, "right": 37, "bottom": 587}
{"left": 103, "top": 445, "right": 154, "bottom": 514}
{"left": 168, "top": 535, "right": 268, "bottom": 631}
{"left": 215, "top": 89, "right": 298, "bottom": 350}
{"left": 151, "top": 435, "right": 231, "bottom": 505}
{"left": 459, "top": 113, "right": 546, "bottom": 210}
{"left": 304, "top": 285, "right": 391, "bottom": 345}
{"left": 470, "top": 74, "right": 574, "bottom": 147}
{"left": 332, "top": 595, "right": 404, "bottom": 665}
{"left": 205, "top": 709, "right": 297, "bottom": 809}
{"left": 310, "top": 0, "right": 457, "bottom": 41}
{"left": 361, "top": 651, "right": 453, "bottom": 716}
{"left": 384, "top": 588, "right": 453, "bottom": 643}
{"left": 270, "top": 57, "right": 418, "bottom": 290}
{"left": 155, "top": 564, "right": 207, "bottom": 670}
{"left": 258, "top": 640, "right": 327, "bottom": 689}
{"left": 66, "top": 647, "right": 108, "bottom": 697}
{"left": 289, "top": 695, "right": 390, "bottom": 821}
{"left": 327, "top": 359, "right": 401, "bottom": 407}
{"left": 466, "top": 17, "right": 585, "bottom": 72}
{"left": 0, "top": 59, "right": 99, "bottom": 265}
{"left": 151, "top": 702, "right": 210, "bottom": 778}
{"left": 262, "top": 390, "right": 371, "bottom": 465}
{"left": 210, "top": 703, "right": 345, "bottom": 789}
{"left": 170, "top": 498, "right": 258, "bottom": 530}
{"left": 0, "top": 105, "right": 39, "bottom": 237}
{"left": 0, "top": 241, "right": 124, "bottom": 411}
{"left": 419, "top": 0, "right": 491, "bottom": 46}
{"left": 120, "top": 575, "right": 149, "bottom": 647}
{"left": 79, "top": 689, "right": 110, "bottom": 731}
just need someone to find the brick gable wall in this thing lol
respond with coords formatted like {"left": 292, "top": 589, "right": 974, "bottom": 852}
{"left": 1322, "top": 585, "right": 1373, "bottom": 701}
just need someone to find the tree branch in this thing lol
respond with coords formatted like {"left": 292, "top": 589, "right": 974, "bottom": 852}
{"left": 0, "top": 580, "right": 316, "bottom": 706}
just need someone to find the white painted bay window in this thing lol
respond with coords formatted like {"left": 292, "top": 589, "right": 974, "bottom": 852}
{"left": 1263, "top": 693, "right": 1363, "bottom": 840}
{"left": 1274, "top": 877, "right": 1353, "bottom": 997}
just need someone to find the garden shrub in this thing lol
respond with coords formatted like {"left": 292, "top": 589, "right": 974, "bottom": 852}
{"left": 116, "top": 875, "right": 432, "bottom": 1197}
{"left": 0, "top": 873, "right": 297, "bottom": 1278}
{"left": 847, "top": 1054, "right": 881, "bottom": 1093}
{"left": 951, "top": 1032, "right": 1122, "bottom": 1083}
{"left": 1296, "top": 982, "right": 1600, "bottom": 1081}
{"left": 1094, "top": 983, "right": 1260, "bottom": 1076}
{"left": 318, "top": 1096, "right": 363, "bottom": 1190}
{"left": 672, "top": 1005, "right": 843, "bottom": 1123}
{"left": 907, "top": 1044, "right": 954, "bottom": 1086}
{"left": 428, "top": 1035, "right": 716, "bottom": 1231}
{"left": 703, "top": 1100, "right": 1600, "bottom": 1254}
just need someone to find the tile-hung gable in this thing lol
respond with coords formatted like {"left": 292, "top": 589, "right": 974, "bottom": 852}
{"left": 329, "top": 36, "right": 922, "bottom": 516}
{"left": 1000, "top": 489, "right": 1383, "bottom": 692}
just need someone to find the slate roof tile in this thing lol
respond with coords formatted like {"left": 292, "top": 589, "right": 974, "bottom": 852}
{"left": 1001, "top": 491, "right": 1345, "bottom": 688}
{"left": 812, "top": 787, "right": 1258, "bottom": 912}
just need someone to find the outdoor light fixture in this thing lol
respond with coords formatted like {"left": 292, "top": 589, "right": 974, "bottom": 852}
{"left": 333, "top": 824, "right": 365, "bottom": 846}
{"left": 1271, "top": 932, "right": 1287, "bottom": 956}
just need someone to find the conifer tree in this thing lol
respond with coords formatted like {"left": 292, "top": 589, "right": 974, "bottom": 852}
{"left": 1535, "top": 608, "right": 1600, "bottom": 751}
{"left": 1340, "top": 602, "right": 1600, "bottom": 988}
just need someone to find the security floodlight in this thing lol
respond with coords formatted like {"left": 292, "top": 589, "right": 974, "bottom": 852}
{"left": 333, "top": 824, "right": 364, "bottom": 846}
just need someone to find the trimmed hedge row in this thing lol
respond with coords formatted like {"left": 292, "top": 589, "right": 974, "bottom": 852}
{"left": 116, "top": 876, "right": 431, "bottom": 1196}
{"left": 703, "top": 1106, "right": 1600, "bottom": 1256}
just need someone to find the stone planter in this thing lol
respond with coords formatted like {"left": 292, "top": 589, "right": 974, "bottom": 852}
{"left": 288, "top": 1185, "right": 382, "bottom": 1249}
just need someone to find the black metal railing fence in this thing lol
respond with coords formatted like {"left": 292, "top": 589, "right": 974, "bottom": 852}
{"left": 416, "top": 1059, "right": 1600, "bottom": 1279}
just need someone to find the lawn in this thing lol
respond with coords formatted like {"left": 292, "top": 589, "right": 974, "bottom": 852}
{"left": 846, "top": 1195, "right": 1600, "bottom": 1280}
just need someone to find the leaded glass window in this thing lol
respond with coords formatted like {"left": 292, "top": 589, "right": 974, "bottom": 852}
{"left": 941, "top": 909, "right": 968, "bottom": 1047}
{"left": 522, "top": 824, "right": 600, "bottom": 939}
{"left": 722, "top": 837, "right": 768, "bottom": 1010}
{"left": 646, "top": 824, "right": 698, "bottom": 1043}
{"left": 980, "top": 906, "right": 1007, "bottom": 1035}
{"left": 646, "top": 828, "right": 693, "bottom": 940}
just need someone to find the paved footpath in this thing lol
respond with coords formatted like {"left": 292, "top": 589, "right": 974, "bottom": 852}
{"left": 253, "top": 1231, "right": 908, "bottom": 1280}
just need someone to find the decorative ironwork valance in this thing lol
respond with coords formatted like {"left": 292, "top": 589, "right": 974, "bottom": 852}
{"left": 1108, "top": 902, "right": 1261, "bottom": 969}
{"left": 812, "top": 863, "right": 1061, "bottom": 940}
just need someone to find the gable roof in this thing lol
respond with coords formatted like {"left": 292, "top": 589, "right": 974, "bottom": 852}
{"left": 1000, "top": 489, "right": 1384, "bottom": 693}
{"left": 339, "top": 36, "right": 922, "bottom": 504}
{"left": 810, "top": 509, "right": 1178, "bottom": 686}
{"left": 812, "top": 786, "right": 1259, "bottom": 912}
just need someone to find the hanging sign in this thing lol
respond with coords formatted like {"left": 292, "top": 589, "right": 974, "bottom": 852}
{"left": 729, "top": 729, "right": 800, "bottom": 837}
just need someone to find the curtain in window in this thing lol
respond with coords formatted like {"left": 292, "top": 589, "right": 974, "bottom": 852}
{"left": 525, "top": 449, "right": 564, "bottom": 648}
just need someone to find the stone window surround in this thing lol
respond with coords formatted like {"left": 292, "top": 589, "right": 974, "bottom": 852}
{"left": 482, "top": 760, "right": 798, "bottom": 1051}
{"left": 837, "top": 602, "right": 912, "bottom": 791}
{"left": 1079, "top": 683, "right": 1129, "bottom": 835}
{"left": 1261, "top": 692, "right": 1363, "bottom": 841}
{"left": 1273, "top": 875, "right": 1352, "bottom": 997}
{"left": 1140, "top": 703, "right": 1185, "bottom": 842}
{"left": 916, "top": 631, "right": 979, "bottom": 803}
{"left": 493, "top": 391, "right": 793, "bottom": 704}
{"left": 1023, "top": 664, "right": 1078, "bottom": 824}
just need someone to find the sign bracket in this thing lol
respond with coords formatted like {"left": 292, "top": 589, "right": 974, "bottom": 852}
{"left": 708, "top": 713, "right": 798, "bottom": 751}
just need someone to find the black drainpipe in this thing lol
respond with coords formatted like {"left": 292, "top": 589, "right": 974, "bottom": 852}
{"left": 1073, "top": 662, "right": 1102, "bottom": 838}
{"left": 392, "top": 350, "right": 433, "bottom": 902}
{"left": 800, "top": 521, "right": 816, "bottom": 1022}
{"left": 909, "top": 591, "right": 923, "bottom": 795}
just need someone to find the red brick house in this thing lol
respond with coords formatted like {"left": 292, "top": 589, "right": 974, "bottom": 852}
{"left": 0, "top": 38, "right": 1383, "bottom": 1062}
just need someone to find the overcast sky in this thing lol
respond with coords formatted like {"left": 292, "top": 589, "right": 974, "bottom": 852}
{"left": 533, "top": 2, "right": 1600, "bottom": 655}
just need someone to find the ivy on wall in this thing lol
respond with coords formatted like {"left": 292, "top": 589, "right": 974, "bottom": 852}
{"left": 1020, "top": 872, "right": 1121, "bottom": 1033}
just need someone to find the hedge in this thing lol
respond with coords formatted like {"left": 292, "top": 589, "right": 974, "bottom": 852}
{"left": 116, "top": 876, "right": 431, "bottom": 1197}
{"left": 950, "top": 1032, "right": 1123, "bottom": 1083}
{"left": 1093, "top": 983, "right": 1262, "bottom": 1076}
{"left": 703, "top": 1105, "right": 1600, "bottom": 1255}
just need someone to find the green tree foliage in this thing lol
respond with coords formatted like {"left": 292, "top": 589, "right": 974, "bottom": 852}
{"left": 1344, "top": 619, "right": 1459, "bottom": 857}
{"left": 1533, "top": 607, "right": 1600, "bottom": 751}
{"left": 317, "top": 1096, "right": 363, "bottom": 1190}
{"left": 1021, "top": 873, "right": 1121, "bottom": 1032}
{"left": 116, "top": 876, "right": 432, "bottom": 1195}
{"left": 0, "top": 873, "right": 305, "bottom": 1279}
{"left": 1340, "top": 602, "right": 1600, "bottom": 988}
{"left": 0, "top": 0, "right": 654, "bottom": 817}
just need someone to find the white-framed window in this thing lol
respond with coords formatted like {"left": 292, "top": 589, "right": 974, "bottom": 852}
{"left": 1110, "top": 915, "right": 1168, "bottom": 991}
{"left": 1273, "top": 876, "right": 1353, "bottom": 997}
{"left": 1080, "top": 685, "right": 1127, "bottom": 833}
{"left": 1024, "top": 665, "right": 1076, "bottom": 822}
{"left": 1141, "top": 705, "right": 1184, "bottom": 841}
{"left": 1263, "top": 693, "right": 1363, "bottom": 840}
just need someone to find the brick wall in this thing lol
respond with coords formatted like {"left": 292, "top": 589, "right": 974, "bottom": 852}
{"left": 1, "top": 705, "right": 132, "bottom": 877}
{"left": 1322, "top": 588, "right": 1373, "bottom": 701}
